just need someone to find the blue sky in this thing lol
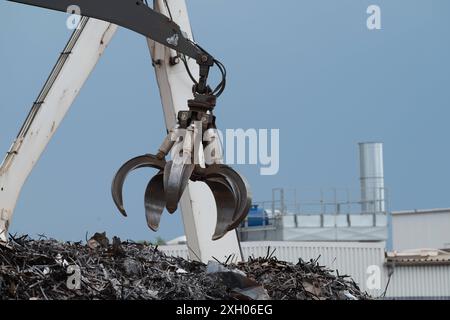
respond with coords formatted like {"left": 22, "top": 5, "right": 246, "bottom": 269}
{"left": 1, "top": 0, "right": 449, "bottom": 242}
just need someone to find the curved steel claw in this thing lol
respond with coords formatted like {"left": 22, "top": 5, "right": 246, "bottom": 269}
{"left": 111, "top": 154, "right": 251, "bottom": 241}
{"left": 204, "top": 177, "right": 238, "bottom": 240}
{"left": 144, "top": 171, "right": 166, "bottom": 231}
{"left": 111, "top": 154, "right": 165, "bottom": 217}
{"left": 204, "top": 164, "right": 252, "bottom": 240}
{"left": 164, "top": 155, "right": 195, "bottom": 213}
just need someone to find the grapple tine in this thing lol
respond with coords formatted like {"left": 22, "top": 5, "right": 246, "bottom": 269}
{"left": 111, "top": 154, "right": 165, "bottom": 217}
{"left": 163, "top": 156, "right": 194, "bottom": 213}
{"left": 163, "top": 160, "right": 172, "bottom": 200}
{"left": 206, "top": 165, "right": 252, "bottom": 232}
{"left": 204, "top": 178, "right": 237, "bottom": 240}
{"left": 223, "top": 167, "right": 252, "bottom": 231}
{"left": 144, "top": 172, "right": 165, "bottom": 231}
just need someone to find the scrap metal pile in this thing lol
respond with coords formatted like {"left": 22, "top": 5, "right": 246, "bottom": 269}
{"left": 0, "top": 234, "right": 370, "bottom": 300}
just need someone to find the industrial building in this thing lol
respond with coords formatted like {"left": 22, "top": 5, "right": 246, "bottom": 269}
{"left": 237, "top": 142, "right": 388, "bottom": 243}
{"left": 163, "top": 142, "right": 450, "bottom": 299}
{"left": 391, "top": 208, "right": 450, "bottom": 251}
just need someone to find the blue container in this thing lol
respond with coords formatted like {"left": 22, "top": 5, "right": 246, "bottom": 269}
{"left": 246, "top": 205, "right": 270, "bottom": 227}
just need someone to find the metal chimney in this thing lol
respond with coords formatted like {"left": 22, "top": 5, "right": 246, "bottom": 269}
{"left": 359, "top": 142, "right": 385, "bottom": 214}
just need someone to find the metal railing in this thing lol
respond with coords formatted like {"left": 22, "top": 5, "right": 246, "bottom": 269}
{"left": 261, "top": 187, "right": 389, "bottom": 216}
{"left": 239, "top": 187, "right": 390, "bottom": 231}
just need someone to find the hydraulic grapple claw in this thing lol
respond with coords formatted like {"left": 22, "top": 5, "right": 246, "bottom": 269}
{"left": 111, "top": 109, "right": 251, "bottom": 240}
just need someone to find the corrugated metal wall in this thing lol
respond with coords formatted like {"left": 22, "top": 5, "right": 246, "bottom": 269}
{"left": 385, "top": 265, "right": 450, "bottom": 299}
{"left": 159, "top": 245, "right": 190, "bottom": 260}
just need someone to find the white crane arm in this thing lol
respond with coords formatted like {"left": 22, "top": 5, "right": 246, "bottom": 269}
{"left": 148, "top": 0, "right": 242, "bottom": 263}
{"left": 0, "top": 18, "right": 117, "bottom": 241}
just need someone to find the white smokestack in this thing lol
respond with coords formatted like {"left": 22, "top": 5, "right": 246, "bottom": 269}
{"left": 359, "top": 142, "right": 385, "bottom": 214}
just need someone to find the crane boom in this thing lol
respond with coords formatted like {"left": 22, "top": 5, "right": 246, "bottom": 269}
{"left": 1, "top": 0, "right": 244, "bottom": 263}
{"left": 0, "top": 18, "right": 117, "bottom": 242}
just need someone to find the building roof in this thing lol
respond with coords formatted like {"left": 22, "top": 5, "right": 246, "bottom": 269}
{"left": 166, "top": 235, "right": 187, "bottom": 245}
{"left": 391, "top": 208, "right": 450, "bottom": 216}
{"left": 386, "top": 249, "right": 450, "bottom": 266}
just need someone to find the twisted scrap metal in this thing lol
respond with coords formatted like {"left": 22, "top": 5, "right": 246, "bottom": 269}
{"left": 0, "top": 234, "right": 371, "bottom": 300}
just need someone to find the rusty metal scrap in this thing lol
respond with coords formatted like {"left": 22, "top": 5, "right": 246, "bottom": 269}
{"left": 0, "top": 234, "right": 370, "bottom": 300}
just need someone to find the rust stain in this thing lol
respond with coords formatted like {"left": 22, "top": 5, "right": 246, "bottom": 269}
{"left": 100, "top": 24, "right": 114, "bottom": 48}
